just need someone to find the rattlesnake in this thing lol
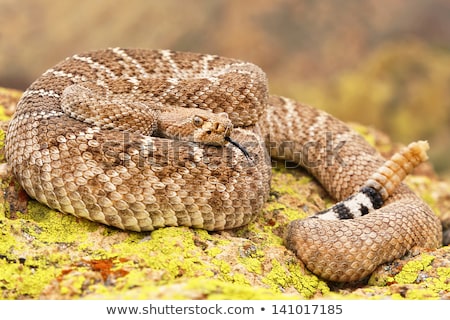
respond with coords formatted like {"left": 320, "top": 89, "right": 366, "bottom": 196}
{"left": 5, "top": 48, "right": 442, "bottom": 282}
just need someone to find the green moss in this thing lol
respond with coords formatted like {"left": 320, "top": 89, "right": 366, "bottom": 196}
{"left": 0, "top": 195, "right": 63, "bottom": 298}
{"left": 264, "top": 202, "right": 307, "bottom": 223}
{"left": 205, "top": 246, "right": 222, "bottom": 258}
{"left": 236, "top": 243, "right": 265, "bottom": 275}
{"left": 0, "top": 258, "right": 59, "bottom": 299}
{"left": 262, "top": 259, "right": 329, "bottom": 298}
{"left": 287, "top": 259, "right": 330, "bottom": 298}
{"left": 114, "top": 268, "right": 153, "bottom": 292}
{"left": 244, "top": 217, "right": 284, "bottom": 247}
{"left": 107, "top": 227, "right": 217, "bottom": 283}
{"left": 0, "top": 202, "right": 93, "bottom": 299}
{"left": 21, "top": 201, "right": 99, "bottom": 244}
{"left": 188, "top": 278, "right": 292, "bottom": 300}
{"left": 394, "top": 254, "right": 435, "bottom": 284}
{"left": 431, "top": 267, "right": 450, "bottom": 291}
{"left": 403, "top": 288, "right": 439, "bottom": 299}
{"left": 263, "top": 259, "right": 289, "bottom": 291}
{"left": 239, "top": 256, "right": 263, "bottom": 275}
{"left": 104, "top": 277, "right": 295, "bottom": 300}
{"left": 0, "top": 215, "right": 26, "bottom": 261}
{"left": 59, "top": 271, "right": 89, "bottom": 296}
{"left": 212, "top": 259, "right": 231, "bottom": 274}
{"left": 271, "top": 169, "right": 312, "bottom": 197}
{"left": 1, "top": 89, "right": 448, "bottom": 299}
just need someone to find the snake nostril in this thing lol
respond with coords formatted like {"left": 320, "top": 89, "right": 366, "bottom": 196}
{"left": 225, "top": 125, "right": 232, "bottom": 137}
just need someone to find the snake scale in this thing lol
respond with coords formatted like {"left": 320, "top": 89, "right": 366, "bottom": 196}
{"left": 5, "top": 48, "right": 442, "bottom": 282}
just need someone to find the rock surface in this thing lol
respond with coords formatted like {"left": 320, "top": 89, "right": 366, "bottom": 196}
{"left": 1, "top": 87, "right": 449, "bottom": 299}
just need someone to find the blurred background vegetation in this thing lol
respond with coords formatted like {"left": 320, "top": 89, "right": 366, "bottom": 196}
{"left": 0, "top": 0, "right": 449, "bottom": 176}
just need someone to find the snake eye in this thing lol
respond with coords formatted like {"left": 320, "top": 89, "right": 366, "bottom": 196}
{"left": 193, "top": 116, "right": 204, "bottom": 127}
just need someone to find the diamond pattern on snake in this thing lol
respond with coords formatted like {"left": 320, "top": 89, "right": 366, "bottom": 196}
{"left": 5, "top": 48, "right": 442, "bottom": 282}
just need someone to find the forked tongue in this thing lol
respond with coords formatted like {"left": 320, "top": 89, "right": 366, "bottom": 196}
{"left": 225, "top": 136, "right": 252, "bottom": 160}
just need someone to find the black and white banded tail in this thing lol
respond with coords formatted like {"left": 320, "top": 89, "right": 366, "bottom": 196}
{"left": 313, "top": 141, "right": 429, "bottom": 220}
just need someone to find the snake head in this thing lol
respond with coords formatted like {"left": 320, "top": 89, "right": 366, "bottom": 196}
{"left": 157, "top": 109, "right": 233, "bottom": 146}
{"left": 191, "top": 112, "right": 233, "bottom": 146}
{"left": 191, "top": 113, "right": 251, "bottom": 159}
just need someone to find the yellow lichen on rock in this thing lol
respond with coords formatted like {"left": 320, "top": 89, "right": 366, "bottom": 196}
{"left": 0, "top": 87, "right": 449, "bottom": 300}
{"left": 392, "top": 254, "right": 435, "bottom": 285}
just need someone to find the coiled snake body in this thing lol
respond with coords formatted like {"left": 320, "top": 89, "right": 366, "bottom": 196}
{"left": 5, "top": 48, "right": 442, "bottom": 282}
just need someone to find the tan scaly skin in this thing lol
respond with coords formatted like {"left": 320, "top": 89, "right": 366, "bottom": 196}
{"left": 5, "top": 48, "right": 442, "bottom": 282}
